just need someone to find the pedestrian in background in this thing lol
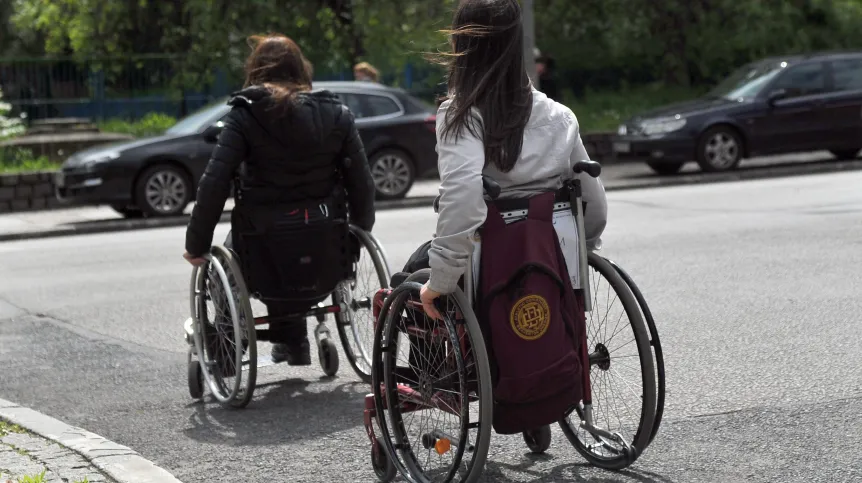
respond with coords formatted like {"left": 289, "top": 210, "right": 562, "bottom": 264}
{"left": 353, "top": 62, "right": 380, "bottom": 82}
{"left": 535, "top": 51, "right": 560, "bottom": 102}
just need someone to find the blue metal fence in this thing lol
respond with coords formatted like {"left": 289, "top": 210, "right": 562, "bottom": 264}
{"left": 0, "top": 55, "right": 444, "bottom": 123}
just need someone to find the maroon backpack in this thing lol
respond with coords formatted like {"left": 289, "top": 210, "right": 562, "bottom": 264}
{"left": 478, "top": 191, "right": 586, "bottom": 435}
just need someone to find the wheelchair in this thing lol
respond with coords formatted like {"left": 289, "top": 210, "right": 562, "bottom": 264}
{"left": 183, "top": 222, "right": 392, "bottom": 409}
{"left": 362, "top": 161, "right": 666, "bottom": 482}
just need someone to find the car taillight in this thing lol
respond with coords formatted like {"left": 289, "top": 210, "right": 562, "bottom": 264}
{"left": 424, "top": 115, "right": 436, "bottom": 133}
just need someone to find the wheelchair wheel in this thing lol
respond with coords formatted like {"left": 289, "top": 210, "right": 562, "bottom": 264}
{"left": 605, "top": 258, "right": 666, "bottom": 446}
{"left": 523, "top": 425, "right": 552, "bottom": 454}
{"left": 187, "top": 349, "right": 204, "bottom": 400}
{"left": 335, "top": 226, "right": 391, "bottom": 384}
{"left": 559, "top": 252, "right": 657, "bottom": 470}
{"left": 191, "top": 245, "right": 258, "bottom": 408}
{"left": 373, "top": 269, "right": 493, "bottom": 483}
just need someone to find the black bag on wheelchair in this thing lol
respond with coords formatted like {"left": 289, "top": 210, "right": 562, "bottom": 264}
{"left": 231, "top": 196, "right": 352, "bottom": 303}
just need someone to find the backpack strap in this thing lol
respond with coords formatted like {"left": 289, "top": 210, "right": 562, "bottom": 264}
{"left": 527, "top": 191, "right": 556, "bottom": 222}
{"left": 483, "top": 200, "right": 508, "bottom": 234}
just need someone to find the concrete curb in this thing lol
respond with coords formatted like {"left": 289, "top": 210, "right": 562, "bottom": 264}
{"left": 1, "top": 158, "right": 861, "bottom": 243}
{"left": 0, "top": 397, "right": 183, "bottom": 483}
{"left": 0, "top": 195, "right": 437, "bottom": 242}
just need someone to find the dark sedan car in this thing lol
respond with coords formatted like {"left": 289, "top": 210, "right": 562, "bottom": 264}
{"left": 55, "top": 81, "right": 438, "bottom": 217}
{"left": 613, "top": 51, "right": 862, "bottom": 174}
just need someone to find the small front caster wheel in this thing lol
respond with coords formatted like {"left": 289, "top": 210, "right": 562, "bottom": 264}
{"left": 188, "top": 356, "right": 204, "bottom": 400}
{"left": 319, "top": 338, "right": 340, "bottom": 377}
{"left": 523, "top": 425, "right": 552, "bottom": 454}
{"left": 371, "top": 438, "right": 396, "bottom": 482}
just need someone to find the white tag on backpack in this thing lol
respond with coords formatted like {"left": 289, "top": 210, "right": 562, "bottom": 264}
{"left": 552, "top": 209, "right": 580, "bottom": 290}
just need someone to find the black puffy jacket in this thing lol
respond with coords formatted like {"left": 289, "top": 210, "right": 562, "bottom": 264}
{"left": 185, "top": 86, "right": 376, "bottom": 256}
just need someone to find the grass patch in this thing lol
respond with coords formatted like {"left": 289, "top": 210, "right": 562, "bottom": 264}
{"left": 0, "top": 420, "right": 27, "bottom": 438}
{"left": 98, "top": 112, "right": 177, "bottom": 137}
{"left": 565, "top": 84, "right": 707, "bottom": 133}
{"left": 0, "top": 148, "right": 60, "bottom": 174}
{"left": 12, "top": 469, "right": 46, "bottom": 483}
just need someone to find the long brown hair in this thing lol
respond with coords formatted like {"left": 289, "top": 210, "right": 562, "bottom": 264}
{"left": 244, "top": 34, "right": 313, "bottom": 109}
{"left": 435, "top": 0, "right": 532, "bottom": 173}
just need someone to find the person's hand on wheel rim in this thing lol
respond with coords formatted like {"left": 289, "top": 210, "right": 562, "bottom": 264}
{"left": 420, "top": 283, "right": 443, "bottom": 320}
{"left": 183, "top": 252, "right": 207, "bottom": 266}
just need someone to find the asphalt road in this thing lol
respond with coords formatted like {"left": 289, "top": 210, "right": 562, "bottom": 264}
{"left": 1, "top": 171, "right": 861, "bottom": 482}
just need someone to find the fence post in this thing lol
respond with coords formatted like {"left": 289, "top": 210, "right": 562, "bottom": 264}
{"left": 88, "top": 67, "right": 106, "bottom": 122}
{"left": 405, "top": 63, "right": 413, "bottom": 90}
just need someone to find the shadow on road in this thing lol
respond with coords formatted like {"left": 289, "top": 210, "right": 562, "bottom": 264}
{"left": 181, "top": 377, "right": 368, "bottom": 446}
{"left": 485, "top": 460, "right": 674, "bottom": 483}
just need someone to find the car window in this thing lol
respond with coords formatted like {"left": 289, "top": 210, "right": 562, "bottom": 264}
{"left": 165, "top": 98, "right": 229, "bottom": 135}
{"left": 770, "top": 62, "right": 826, "bottom": 98}
{"left": 357, "top": 94, "right": 401, "bottom": 117}
{"left": 335, "top": 92, "right": 369, "bottom": 119}
{"left": 831, "top": 58, "right": 862, "bottom": 91}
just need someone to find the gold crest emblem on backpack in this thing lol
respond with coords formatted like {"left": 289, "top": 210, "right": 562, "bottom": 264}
{"left": 510, "top": 295, "right": 551, "bottom": 341}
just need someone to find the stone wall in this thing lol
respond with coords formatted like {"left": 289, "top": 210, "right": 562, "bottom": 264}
{"left": 0, "top": 171, "right": 65, "bottom": 213}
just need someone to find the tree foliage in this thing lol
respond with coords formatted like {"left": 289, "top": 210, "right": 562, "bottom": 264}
{"left": 7, "top": 0, "right": 862, "bottom": 93}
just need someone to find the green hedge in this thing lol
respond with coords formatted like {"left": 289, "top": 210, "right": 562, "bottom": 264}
{"left": 0, "top": 147, "right": 59, "bottom": 173}
{"left": 98, "top": 112, "right": 177, "bottom": 137}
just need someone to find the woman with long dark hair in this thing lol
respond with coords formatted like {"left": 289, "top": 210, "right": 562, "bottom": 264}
{"left": 419, "top": 0, "right": 607, "bottom": 315}
{"left": 183, "top": 35, "right": 376, "bottom": 365}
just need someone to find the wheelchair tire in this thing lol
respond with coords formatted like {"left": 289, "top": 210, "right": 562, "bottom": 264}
{"left": 523, "top": 425, "right": 552, "bottom": 454}
{"left": 372, "top": 269, "right": 493, "bottom": 483}
{"left": 605, "top": 258, "right": 666, "bottom": 446}
{"left": 559, "top": 251, "right": 656, "bottom": 471}
{"left": 335, "top": 226, "right": 391, "bottom": 384}
{"left": 319, "top": 338, "right": 340, "bottom": 378}
{"left": 371, "top": 438, "right": 397, "bottom": 482}
{"left": 187, "top": 353, "right": 204, "bottom": 400}
{"left": 191, "top": 245, "right": 257, "bottom": 409}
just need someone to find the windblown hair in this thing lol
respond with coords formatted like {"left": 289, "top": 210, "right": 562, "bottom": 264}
{"left": 243, "top": 34, "right": 314, "bottom": 112}
{"left": 434, "top": 0, "right": 533, "bottom": 173}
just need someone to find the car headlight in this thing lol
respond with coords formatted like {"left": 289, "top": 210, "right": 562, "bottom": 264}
{"left": 639, "top": 117, "right": 686, "bottom": 136}
{"left": 617, "top": 124, "right": 627, "bottom": 136}
{"left": 80, "top": 151, "right": 121, "bottom": 169}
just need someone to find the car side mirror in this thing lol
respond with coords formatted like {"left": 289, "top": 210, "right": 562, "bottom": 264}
{"left": 767, "top": 88, "right": 787, "bottom": 106}
{"left": 202, "top": 122, "right": 224, "bottom": 144}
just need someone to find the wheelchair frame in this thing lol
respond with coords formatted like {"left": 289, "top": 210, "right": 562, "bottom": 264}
{"left": 363, "top": 161, "right": 666, "bottom": 482}
{"left": 184, "top": 224, "right": 392, "bottom": 408}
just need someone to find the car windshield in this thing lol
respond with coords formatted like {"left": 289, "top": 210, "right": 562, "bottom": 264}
{"left": 165, "top": 99, "right": 228, "bottom": 135}
{"left": 708, "top": 61, "right": 787, "bottom": 100}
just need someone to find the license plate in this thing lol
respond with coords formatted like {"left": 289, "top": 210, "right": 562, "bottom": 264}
{"left": 54, "top": 172, "right": 65, "bottom": 187}
{"left": 613, "top": 142, "right": 631, "bottom": 154}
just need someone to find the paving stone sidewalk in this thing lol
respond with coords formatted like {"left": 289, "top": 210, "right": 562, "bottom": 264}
{"left": 1, "top": 420, "right": 113, "bottom": 483}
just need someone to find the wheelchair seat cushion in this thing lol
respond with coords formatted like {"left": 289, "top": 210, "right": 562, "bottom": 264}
{"left": 231, "top": 198, "right": 351, "bottom": 302}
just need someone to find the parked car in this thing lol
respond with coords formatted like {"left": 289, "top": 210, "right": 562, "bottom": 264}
{"left": 613, "top": 51, "right": 862, "bottom": 175}
{"left": 55, "top": 81, "right": 438, "bottom": 217}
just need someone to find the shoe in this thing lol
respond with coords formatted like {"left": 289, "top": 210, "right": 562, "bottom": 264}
{"left": 271, "top": 338, "right": 312, "bottom": 366}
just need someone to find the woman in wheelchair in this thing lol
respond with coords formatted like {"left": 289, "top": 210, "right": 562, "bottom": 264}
{"left": 418, "top": 0, "right": 607, "bottom": 316}
{"left": 182, "top": 34, "right": 376, "bottom": 366}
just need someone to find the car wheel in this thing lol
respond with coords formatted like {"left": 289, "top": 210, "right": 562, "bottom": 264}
{"left": 369, "top": 149, "right": 415, "bottom": 200}
{"left": 135, "top": 164, "right": 192, "bottom": 217}
{"left": 646, "top": 161, "right": 685, "bottom": 176}
{"left": 830, "top": 149, "right": 860, "bottom": 160}
{"left": 110, "top": 204, "right": 144, "bottom": 219}
{"left": 696, "top": 126, "right": 743, "bottom": 172}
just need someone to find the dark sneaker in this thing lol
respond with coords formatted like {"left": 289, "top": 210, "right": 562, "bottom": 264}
{"left": 271, "top": 338, "right": 311, "bottom": 366}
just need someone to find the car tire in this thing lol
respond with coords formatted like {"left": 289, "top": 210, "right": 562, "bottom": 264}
{"left": 110, "top": 204, "right": 144, "bottom": 219}
{"left": 646, "top": 161, "right": 685, "bottom": 176}
{"left": 830, "top": 149, "right": 860, "bottom": 160}
{"left": 369, "top": 149, "right": 415, "bottom": 200}
{"left": 134, "top": 164, "right": 192, "bottom": 217}
{"left": 696, "top": 126, "right": 743, "bottom": 173}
